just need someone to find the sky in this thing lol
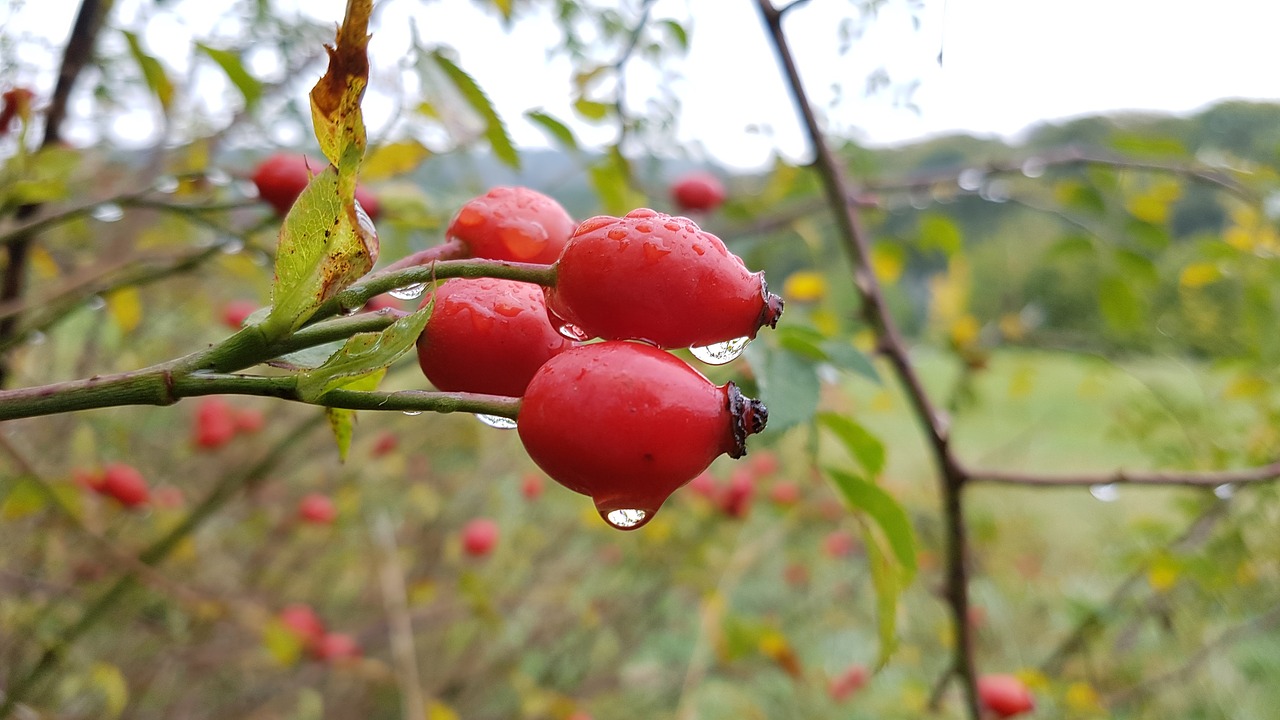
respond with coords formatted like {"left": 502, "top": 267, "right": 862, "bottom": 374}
{"left": 6, "top": 0, "right": 1280, "bottom": 171}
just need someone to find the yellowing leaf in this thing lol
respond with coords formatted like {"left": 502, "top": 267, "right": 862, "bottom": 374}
{"left": 1, "top": 477, "right": 47, "bottom": 519}
{"left": 263, "top": 619, "right": 305, "bottom": 666}
{"left": 928, "top": 256, "right": 970, "bottom": 327}
{"left": 31, "top": 246, "right": 60, "bottom": 279}
{"left": 427, "top": 700, "right": 460, "bottom": 720}
{"left": 1147, "top": 556, "right": 1180, "bottom": 592}
{"left": 782, "top": 271, "right": 827, "bottom": 302}
{"left": 949, "top": 314, "right": 980, "bottom": 349}
{"left": 1065, "top": 681, "right": 1105, "bottom": 714}
{"left": 309, "top": 1, "right": 371, "bottom": 168}
{"left": 1224, "top": 373, "right": 1267, "bottom": 399}
{"left": 1179, "top": 262, "right": 1220, "bottom": 288}
{"left": 90, "top": 662, "right": 129, "bottom": 718}
{"left": 106, "top": 286, "right": 143, "bottom": 333}
{"left": 362, "top": 140, "right": 431, "bottom": 180}
{"left": 871, "top": 243, "right": 904, "bottom": 283}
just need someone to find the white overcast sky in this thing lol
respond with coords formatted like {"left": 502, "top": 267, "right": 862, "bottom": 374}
{"left": 7, "top": 0, "right": 1280, "bottom": 170}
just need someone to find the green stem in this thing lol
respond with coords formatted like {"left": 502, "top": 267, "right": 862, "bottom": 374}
{"left": 0, "top": 416, "right": 324, "bottom": 719}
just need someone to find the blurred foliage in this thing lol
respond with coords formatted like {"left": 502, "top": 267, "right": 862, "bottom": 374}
{"left": 2, "top": 1, "right": 1280, "bottom": 719}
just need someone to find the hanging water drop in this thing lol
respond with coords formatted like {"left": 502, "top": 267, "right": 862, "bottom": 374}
{"left": 220, "top": 240, "right": 245, "bottom": 255}
{"left": 602, "top": 508, "right": 650, "bottom": 531}
{"left": 476, "top": 414, "right": 517, "bottom": 430}
{"left": 1021, "top": 157, "right": 1046, "bottom": 178}
{"left": 689, "top": 336, "right": 750, "bottom": 365}
{"left": 957, "top": 168, "right": 985, "bottom": 192}
{"left": 86, "top": 295, "right": 107, "bottom": 311}
{"left": 1213, "top": 483, "right": 1235, "bottom": 499}
{"left": 389, "top": 283, "right": 426, "bottom": 301}
{"left": 155, "top": 175, "right": 179, "bottom": 193}
{"left": 91, "top": 203, "right": 124, "bottom": 222}
{"left": 1089, "top": 483, "right": 1119, "bottom": 502}
{"left": 402, "top": 410, "right": 423, "bottom": 416}
{"left": 206, "top": 168, "right": 232, "bottom": 186}
{"left": 557, "top": 322, "right": 589, "bottom": 341}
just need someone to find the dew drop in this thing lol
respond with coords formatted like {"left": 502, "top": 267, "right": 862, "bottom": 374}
{"left": 206, "top": 168, "right": 232, "bottom": 186}
{"left": 91, "top": 203, "right": 124, "bottom": 222}
{"left": 1213, "top": 483, "right": 1235, "bottom": 499}
{"left": 221, "top": 240, "right": 245, "bottom": 255}
{"left": 979, "top": 180, "right": 1010, "bottom": 203}
{"left": 557, "top": 322, "right": 589, "bottom": 341}
{"left": 602, "top": 508, "right": 649, "bottom": 530}
{"left": 476, "top": 414, "right": 517, "bottom": 430}
{"left": 689, "top": 336, "right": 750, "bottom": 365}
{"left": 28, "top": 331, "right": 46, "bottom": 345}
{"left": 957, "top": 168, "right": 985, "bottom": 192}
{"left": 155, "top": 175, "right": 179, "bottom": 193}
{"left": 402, "top": 410, "right": 423, "bottom": 416}
{"left": 1089, "top": 483, "right": 1119, "bottom": 502}
{"left": 1021, "top": 157, "right": 1046, "bottom": 178}
{"left": 86, "top": 295, "right": 107, "bottom": 311}
{"left": 389, "top": 283, "right": 426, "bottom": 301}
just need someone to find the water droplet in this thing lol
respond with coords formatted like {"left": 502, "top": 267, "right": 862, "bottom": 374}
{"left": 1213, "top": 483, "right": 1234, "bottom": 499}
{"left": 91, "top": 203, "right": 124, "bottom": 222}
{"left": 557, "top": 323, "right": 589, "bottom": 341}
{"left": 86, "top": 295, "right": 107, "bottom": 311}
{"left": 251, "top": 251, "right": 271, "bottom": 266}
{"left": 389, "top": 283, "right": 426, "bottom": 301}
{"left": 1089, "top": 483, "right": 1119, "bottom": 502}
{"left": 689, "top": 336, "right": 750, "bottom": 365}
{"left": 28, "top": 331, "right": 46, "bottom": 345}
{"left": 220, "top": 240, "right": 245, "bottom": 255}
{"left": 402, "top": 410, "right": 423, "bottom": 416}
{"left": 602, "top": 508, "right": 649, "bottom": 530}
{"left": 1021, "top": 157, "right": 1046, "bottom": 178}
{"left": 979, "top": 179, "right": 1010, "bottom": 203}
{"left": 958, "top": 168, "right": 985, "bottom": 192}
{"left": 476, "top": 414, "right": 517, "bottom": 429}
{"left": 155, "top": 175, "right": 179, "bottom": 193}
{"left": 206, "top": 168, "right": 232, "bottom": 186}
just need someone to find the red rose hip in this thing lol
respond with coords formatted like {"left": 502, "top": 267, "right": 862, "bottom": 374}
{"left": 670, "top": 171, "right": 726, "bottom": 213}
{"left": 545, "top": 209, "right": 783, "bottom": 358}
{"left": 977, "top": 674, "right": 1036, "bottom": 718}
{"left": 446, "top": 186, "right": 574, "bottom": 264}
{"left": 461, "top": 518, "right": 499, "bottom": 557}
{"left": 416, "top": 278, "right": 574, "bottom": 399}
{"left": 516, "top": 341, "right": 767, "bottom": 530}
{"left": 251, "top": 153, "right": 380, "bottom": 220}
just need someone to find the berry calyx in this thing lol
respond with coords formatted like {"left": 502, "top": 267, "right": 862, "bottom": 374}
{"left": 298, "top": 493, "right": 337, "bottom": 525}
{"left": 516, "top": 341, "right": 768, "bottom": 530}
{"left": 977, "top": 674, "right": 1036, "bottom": 718}
{"left": 545, "top": 209, "right": 783, "bottom": 350}
{"left": 251, "top": 153, "right": 380, "bottom": 220}
{"left": 415, "top": 278, "right": 574, "bottom": 398}
{"left": 445, "top": 186, "right": 575, "bottom": 264}
{"left": 670, "top": 170, "right": 726, "bottom": 213}
{"left": 461, "top": 518, "right": 499, "bottom": 557}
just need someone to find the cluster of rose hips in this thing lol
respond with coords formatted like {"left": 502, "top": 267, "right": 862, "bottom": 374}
{"left": 406, "top": 184, "right": 781, "bottom": 530}
{"left": 276, "top": 603, "right": 361, "bottom": 664}
{"left": 192, "top": 397, "right": 264, "bottom": 450}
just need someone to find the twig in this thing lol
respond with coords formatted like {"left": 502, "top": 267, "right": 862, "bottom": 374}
{"left": 969, "top": 461, "right": 1280, "bottom": 488}
{"left": 370, "top": 512, "right": 427, "bottom": 720}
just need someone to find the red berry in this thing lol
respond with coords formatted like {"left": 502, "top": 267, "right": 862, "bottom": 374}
{"left": 0, "top": 87, "right": 35, "bottom": 137}
{"left": 251, "top": 153, "right": 380, "bottom": 220}
{"left": 545, "top": 209, "right": 783, "bottom": 350}
{"left": 310, "top": 632, "right": 361, "bottom": 662}
{"left": 279, "top": 603, "right": 326, "bottom": 644}
{"left": 222, "top": 299, "right": 258, "bottom": 330}
{"left": 415, "top": 278, "right": 574, "bottom": 397}
{"left": 768, "top": 481, "right": 800, "bottom": 506}
{"left": 446, "top": 186, "right": 574, "bottom": 264}
{"left": 98, "top": 463, "right": 150, "bottom": 508}
{"left": 686, "top": 471, "right": 718, "bottom": 499}
{"left": 977, "top": 674, "right": 1036, "bottom": 718}
{"left": 194, "top": 397, "right": 237, "bottom": 450}
{"left": 718, "top": 469, "right": 755, "bottom": 519}
{"left": 363, "top": 293, "right": 401, "bottom": 313}
{"left": 823, "top": 529, "right": 858, "bottom": 558}
{"left": 516, "top": 341, "right": 767, "bottom": 530}
{"left": 670, "top": 171, "right": 726, "bottom": 213}
{"left": 234, "top": 408, "right": 265, "bottom": 434}
{"left": 751, "top": 450, "right": 780, "bottom": 476}
{"left": 827, "top": 663, "right": 868, "bottom": 702}
{"left": 521, "top": 473, "right": 544, "bottom": 500}
{"left": 371, "top": 431, "right": 399, "bottom": 458}
{"left": 298, "top": 493, "right": 337, "bottom": 525}
{"left": 461, "top": 518, "right": 499, "bottom": 557}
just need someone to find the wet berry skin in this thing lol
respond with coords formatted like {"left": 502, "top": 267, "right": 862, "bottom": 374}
{"left": 545, "top": 209, "right": 783, "bottom": 349}
{"left": 517, "top": 341, "right": 767, "bottom": 529}
{"left": 977, "top": 674, "right": 1036, "bottom": 718}
{"left": 251, "top": 153, "right": 380, "bottom": 220}
{"left": 446, "top": 186, "right": 575, "bottom": 264}
{"left": 670, "top": 171, "right": 726, "bottom": 213}
{"left": 416, "top": 278, "right": 574, "bottom": 397}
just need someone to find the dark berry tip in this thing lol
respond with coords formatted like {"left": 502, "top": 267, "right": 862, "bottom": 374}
{"left": 726, "top": 382, "right": 769, "bottom": 459}
{"left": 757, "top": 275, "right": 784, "bottom": 331}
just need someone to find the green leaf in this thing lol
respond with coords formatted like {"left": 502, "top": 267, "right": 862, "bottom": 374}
{"left": 297, "top": 301, "right": 432, "bottom": 401}
{"left": 918, "top": 212, "right": 962, "bottom": 255}
{"left": 861, "top": 522, "right": 900, "bottom": 667}
{"left": 1055, "top": 180, "right": 1106, "bottom": 215}
{"left": 1098, "top": 273, "right": 1144, "bottom": 333}
{"left": 267, "top": 164, "right": 379, "bottom": 334}
{"left": 820, "top": 340, "right": 881, "bottom": 383}
{"left": 524, "top": 110, "right": 579, "bottom": 152}
{"left": 122, "top": 31, "right": 174, "bottom": 113}
{"left": 825, "top": 469, "right": 916, "bottom": 580}
{"left": 573, "top": 98, "right": 611, "bottom": 122}
{"left": 1, "top": 476, "right": 47, "bottom": 519}
{"left": 431, "top": 50, "right": 519, "bottom": 169}
{"left": 775, "top": 325, "right": 827, "bottom": 361}
{"left": 196, "top": 43, "right": 262, "bottom": 109}
{"left": 817, "top": 413, "right": 886, "bottom": 478}
{"left": 660, "top": 20, "right": 689, "bottom": 51}
{"left": 744, "top": 340, "right": 820, "bottom": 433}
{"left": 588, "top": 146, "right": 645, "bottom": 216}
{"left": 325, "top": 369, "right": 386, "bottom": 462}
{"left": 1048, "top": 233, "right": 1096, "bottom": 261}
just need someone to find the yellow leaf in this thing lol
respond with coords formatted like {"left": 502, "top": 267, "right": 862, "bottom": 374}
{"left": 427, "top": 700, "right": 460, "bottom": 720}
{"left": 1147, "top": 555, "right": 1180, "bottom": 592}
{"left": 362, "top": 140, "right": 431, "bottom": 181}
{"left": 1179, "top": 262, "right": 1220, "bottom": 288}
{"left": 1224, "top": 225, "right": 1255, "bottom": 251}
{"left": 1015, "top": 668, "right": 1050, "bottom": 690}
{"left": 31, "top": 246, "right": 60, "bottom": 279}
{"left": 106, "top": 287, "right": 143, "bottom": 333}
{"left": 782, "top": 270, "right": 826, "bottom": 303}
{"left": 1065, "top": 681, "right": 1105, "bottom": 714}
{"left": 949, "top": 314, "right": 980, "bottom": 349}
{"left": 1225, "top": 373, "right": 1267, "bottom": 399}
{"left": 1008, "top": 364, "right": 1034, "bottom": 399}
{"left": 811, "top": 308, "right": 839, "bottom": 336}
{"left": 262, "top": 619, "right": 305, "bottom": 666}
{"left": 998, "top": 312, "right": 1026, "bottom": 341}
{"left": 871, "top": 243, "right": 904, "bottom": 283}
{"left": 1, "top": 478, "right": 47, "bottom": 519}
{"left": 91, "top": 662, "right": 129, "bottom": 719}
{"left": 929, "top": 256, "right": 970, "bottom": 326}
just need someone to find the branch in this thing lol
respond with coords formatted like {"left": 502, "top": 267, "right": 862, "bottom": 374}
{"left": 753, "top": 2, "right": 978, "bottom": 717}
{"left": 967, "top": 460, "right": 1280, "bottom": 488}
